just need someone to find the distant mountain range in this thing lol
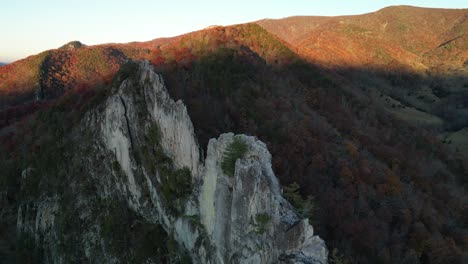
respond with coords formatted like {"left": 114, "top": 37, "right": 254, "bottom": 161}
{"left": 0, "top": 5, "right": 467, "bottom": 264}
{"left": 0, "top": 62, "right": 6, "bottom": 66}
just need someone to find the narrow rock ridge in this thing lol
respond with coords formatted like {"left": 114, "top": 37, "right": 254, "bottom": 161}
{"left": 139, "top": 66, "right": 201, "bottom": 177}
{"left": 103, "top": 61, "right": 327, "bottom": 263}
{"left": 17, "top": 60, "right": 328, "bottom": 263}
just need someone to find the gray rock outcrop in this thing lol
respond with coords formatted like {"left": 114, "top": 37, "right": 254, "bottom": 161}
{"left": 15, "top": 61, "right": 328, "bottom": 263}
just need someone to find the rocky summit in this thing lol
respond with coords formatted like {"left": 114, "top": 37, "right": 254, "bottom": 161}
{"left": 12, "top": 61, "right": 327, "bottom": 263}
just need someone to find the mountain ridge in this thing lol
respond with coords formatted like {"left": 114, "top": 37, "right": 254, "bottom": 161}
{"left": 1, "top": 5, "right": 467, "bottom": 264}
{"left": 256, "top": 5, "right": 467, "bottom": 68}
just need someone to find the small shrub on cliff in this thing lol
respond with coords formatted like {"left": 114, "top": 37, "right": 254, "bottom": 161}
{"left": 284, "top": 182, "right": 315, "bottom": 218}
{"left": 140, "top": 123, "right": 193, "bottom": 215}
{"left": 254, "top": 213, "right": 271, "bottom": 234}
{"left": 160, "top": 167, "right": 192, "bottom": 205}
{"left": 112, "top": 60, "right": 139, "bottom": 85}
{"left": 329, "top": 248, "right": 350, "bottom": 264}
{"left": 221, "top": 137, "right": 248, "bottom": 177}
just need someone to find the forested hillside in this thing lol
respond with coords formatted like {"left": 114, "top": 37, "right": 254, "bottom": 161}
{"left": 1, "top": 6, "right": 467, "bottom": 264}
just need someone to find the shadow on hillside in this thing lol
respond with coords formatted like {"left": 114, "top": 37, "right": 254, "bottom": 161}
{"left": 157, "top": 50, "right": 468, "bottom": 263}
{"left": 1, "top": 47, "right": 467, "bottom": 264}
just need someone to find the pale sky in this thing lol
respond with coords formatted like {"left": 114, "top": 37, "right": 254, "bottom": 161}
{"left": 1, "top": 0, "right": 466, "bottom": 62}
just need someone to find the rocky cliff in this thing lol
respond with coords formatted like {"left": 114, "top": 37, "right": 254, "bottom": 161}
{"left": 13, "top": 61, "right": 327, "bottom": 263}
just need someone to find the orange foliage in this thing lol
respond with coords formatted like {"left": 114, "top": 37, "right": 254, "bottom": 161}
{"left": 383, "top": 170, "right": 402, "bottom": 195}
{"left": 344, "top": 140, "right": 359, "bottom": 159}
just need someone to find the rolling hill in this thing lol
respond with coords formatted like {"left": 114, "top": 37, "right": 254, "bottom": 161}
{"left": 0, "top": 6, "right": 467, "bottom": 264}
{"left": 258, "top": 5, "right": 468, "bottom": 155}
{"left": 257, "top": 6, "right": 467, "bottom": 68}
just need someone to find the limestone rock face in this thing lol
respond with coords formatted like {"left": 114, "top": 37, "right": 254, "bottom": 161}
{"left": 200, "top": 133, "right": 327, "bottom": 263}
{"left": 141, "top": 69, "right": 201, "bottom": 177}
{"left": 14, "top": 61, "right": 327, "bottom": 263}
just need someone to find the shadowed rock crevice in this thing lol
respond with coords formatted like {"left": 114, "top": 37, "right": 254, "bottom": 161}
{"left": 118, "top": 95, "right": 134, "bottom": 149}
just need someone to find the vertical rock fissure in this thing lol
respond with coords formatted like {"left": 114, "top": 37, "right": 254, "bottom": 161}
{"left": 119, "top": 95, "right": 134, "bottom": 149}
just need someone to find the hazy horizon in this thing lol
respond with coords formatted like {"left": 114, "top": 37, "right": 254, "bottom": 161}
{"left": 1, "top": 0, "right": 467, "bottom": 63}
